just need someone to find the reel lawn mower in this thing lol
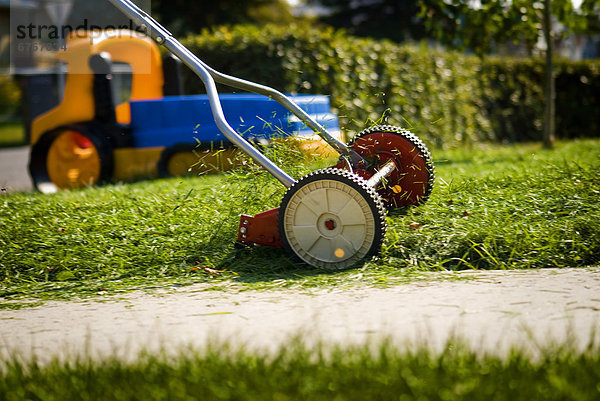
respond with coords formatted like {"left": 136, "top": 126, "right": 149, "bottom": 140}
{"left": 108, "top": 0, "right": 435, "bottom": 269}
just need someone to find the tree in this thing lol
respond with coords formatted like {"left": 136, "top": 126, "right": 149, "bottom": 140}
{"left": 419, "top": 0, "right": 600, "bottom": 148}
{"left": 151, "top": 0, "right": 295, "bottom": 35}
{"left": 304, "top": 0, "right": 429, "bottom": 42}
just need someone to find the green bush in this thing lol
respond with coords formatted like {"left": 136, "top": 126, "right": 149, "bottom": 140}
{"left": 555, "top": 60, "right": 600, "bottom": 140}
{"left": 2, "top": 25, "right": 599, "bottom": 145}
{"left": 479, "top": 58, "right": 545, "bottom": 142}
{"left": 0, "top": 75, "right": 21, "bottom": 118}
{"left": 181, "top": 24, "right": 600, "bottom": 146}
{"left": 182, "top": 24, "right": 491, "bottom": 147}
{"left": 480, "top": 58, "right": 600, "bottom": 142}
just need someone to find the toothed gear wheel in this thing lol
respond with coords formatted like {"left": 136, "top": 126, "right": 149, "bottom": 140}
{"left": 340, "top": 125, "right": 435, "bottom": 209}
{"left": 278, "top": 168, "right": 386, "bottom": 270}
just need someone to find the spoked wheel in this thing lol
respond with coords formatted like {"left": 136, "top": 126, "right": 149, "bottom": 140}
{"left": 278, "top": 168, "right": 386, "bottom": 269}
{"left": 337, "top": 125, "right": 435, "bottom": 210}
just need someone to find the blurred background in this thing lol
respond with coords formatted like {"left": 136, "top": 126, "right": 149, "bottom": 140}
{"left": 1, "top": 0, "right": 599, "bottom": 181}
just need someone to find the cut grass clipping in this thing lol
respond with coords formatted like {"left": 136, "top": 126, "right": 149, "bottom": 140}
{"left": 1, "top": 139, "right": 599, "bottom": 302}
{"left": 1, "top": 337, "right": 600, "bottom": 401}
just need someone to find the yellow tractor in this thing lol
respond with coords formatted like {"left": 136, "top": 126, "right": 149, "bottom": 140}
{"left": 29, "top": 30, "right": 341, "bottom": 192}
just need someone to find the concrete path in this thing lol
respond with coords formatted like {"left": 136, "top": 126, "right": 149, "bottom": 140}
{"left": 0, "top": 146, "right": 33, "bottom": 192}
{"left": 1, "top": 267, "right": 599, "bottom": 362}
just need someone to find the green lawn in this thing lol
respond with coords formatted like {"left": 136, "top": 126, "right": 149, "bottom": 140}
{"left": 1, "top": 139, "right": 600, "bottom": 400}
{"left": 1, "top": 139, "right": 599, "bottom": 303}
{"left": 1, "top": 338, "right": 599, "bottom": 401}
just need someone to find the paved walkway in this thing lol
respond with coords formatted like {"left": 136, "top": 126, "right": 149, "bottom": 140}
{"left": 1, "top": 267, "right": 599, "bottom": 362}
{"left": 0, "top": 146, "right": 32, "bottom": 192}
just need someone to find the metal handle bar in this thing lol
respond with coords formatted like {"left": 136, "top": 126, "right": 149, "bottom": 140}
{"left": 107, "top": 0, "right": 366, "bottom": 188}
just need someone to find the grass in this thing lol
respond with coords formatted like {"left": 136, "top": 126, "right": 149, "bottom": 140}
{"left": 1, "top": 337, "right": 599, "bottom": 400}
{"left": 1, "top": 139, "right": 599, "bottom": 399}
{"left": 387, "top": 140, "right": 600, "bottom": 270}
{"left": 1, "top": 139, "right": 599, "bottom": 304}
{"left": 0, "top": 122, "right": 26, "bottom": 147}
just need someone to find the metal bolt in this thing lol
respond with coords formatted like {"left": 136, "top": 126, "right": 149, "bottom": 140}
{"left": 240, "top": 227, "right": 247, "bottom": 234}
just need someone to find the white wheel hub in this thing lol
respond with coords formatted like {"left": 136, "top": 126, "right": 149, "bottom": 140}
{"left": 282, "top": 179, "right": 377, "bottom": 268}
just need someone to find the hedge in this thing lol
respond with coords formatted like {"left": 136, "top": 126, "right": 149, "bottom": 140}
{"left": 0, "top": 75, "right": 21, "bottom": 118}
{"left": 555, "top": 60, "right": 600, "bottom": 140}
{"left": 181, "top": 24, "right": 600, "bottom": 147}
{"left": 480, "top": 58, "right": 600, "bottom": 143}
{"left": 2, "top": 24, "right": 598, "bottom": 146}
{"left": 181, "top": 24, "right": 490, "bottom": 147}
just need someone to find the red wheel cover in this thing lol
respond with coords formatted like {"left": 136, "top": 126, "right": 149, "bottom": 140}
{"left": 335, "top": 126, "right": 434, "bottom": 208}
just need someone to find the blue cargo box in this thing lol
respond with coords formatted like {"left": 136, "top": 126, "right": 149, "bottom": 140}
{"left": 129, "top": 94, "right": 339, "bottom": 148}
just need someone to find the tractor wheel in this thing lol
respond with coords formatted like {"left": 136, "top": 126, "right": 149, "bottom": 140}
{"left": 278, "top": 168, "right": 386, "bottom": 269}
{"left": 29, "top": 125, "right": 113, "bottom": 193}
{"left": 157, "top": 142, "right": 239, "bottom": 178}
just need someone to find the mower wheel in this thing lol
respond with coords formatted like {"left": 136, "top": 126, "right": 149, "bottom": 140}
{"left": 340, "top": 125, "right": 435, "bottom": 210}
{"left": 278, "top": 168, "right": 386, "bottom": 269}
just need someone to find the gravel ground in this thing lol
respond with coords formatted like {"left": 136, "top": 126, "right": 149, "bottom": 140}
{"left": 1, "top": 267, "right": 599, "bottom": 362}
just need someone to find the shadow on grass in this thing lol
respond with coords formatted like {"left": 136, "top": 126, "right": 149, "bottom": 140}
{"left": 217, "top": 245, "right": 349, "bottom": 285}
